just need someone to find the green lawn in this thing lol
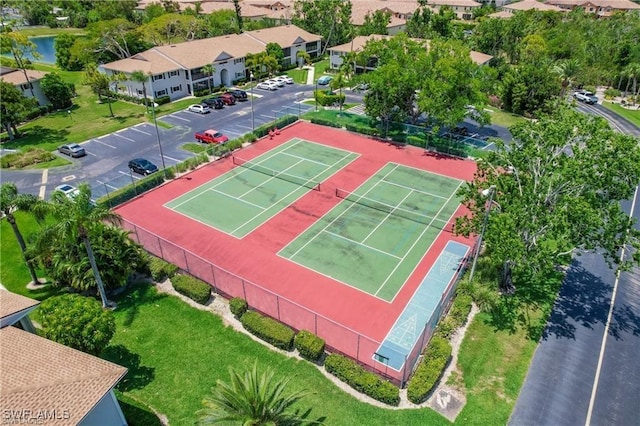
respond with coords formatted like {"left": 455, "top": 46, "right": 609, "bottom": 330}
{"left": 602, "top": 101, "right": 640, "bottom": 128}
{"left": 14, "top": 27, "right": 86, "bottom": 37}
{"left": 484, "top": 107, "right": 527, "bottom": 129}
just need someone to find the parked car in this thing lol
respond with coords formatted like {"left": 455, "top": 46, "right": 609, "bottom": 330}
{"left": 267, "top": 78, "right": 285, "bottom": 87}
{"left": 257, "top": 81, "right": 278, "bottom": 91}
{"left": 274, "top": 75, "right": 294, "bottom": 85}
{"left": 203, "top": 97, "right": 224, "bottom": 109}
{"left": 226, "top": 89, "right": 248, "bottom": 101}
{"left": 128, "top": 158, "right": 158, "bottom": 175}
{"left": 54, "top": 184, "right": 79, "bottom": 199}
{"left": 217, "top": 93, "right": 236, "bottom": 106}
{"left": 317, "top": 76, "right": 333, "bottom": 85}
{"left": 188, "top": 104, "right": 211, "bottom": 114}
{"left": 574, "top": 90, "right": 598, "bottom": 104}
{"left": 58, "top": 143, "right": 86, "bottom": 158}
{"left": 195, "top": 129, "right": 229, "bottom": 144}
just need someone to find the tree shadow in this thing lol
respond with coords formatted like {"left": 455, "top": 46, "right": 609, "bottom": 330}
{"left": 102, "top": 344, "right": 155, "bottom": 392}
{"left": 114, "top": 282, "right": 167, "bottom": 327}
{"left": 117, "top": 398, "right": 162, "bottom": 426}
{"left": 3, "top": 126, "right": 70, "bottom": 149}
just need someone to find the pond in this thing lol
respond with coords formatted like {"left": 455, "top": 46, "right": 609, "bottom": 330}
{"left": 2, "top": 35, "right": 57, "bottom": 64}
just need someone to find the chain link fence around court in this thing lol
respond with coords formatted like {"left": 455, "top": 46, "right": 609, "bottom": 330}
{"left": 121, "top": 217, "right": 475, "bottom": 387}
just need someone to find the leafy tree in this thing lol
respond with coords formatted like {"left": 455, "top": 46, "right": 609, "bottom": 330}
{"left": 13, "top": 1, "right": 50, "bottom": 25}
{"left": 201, "top": 64, "right": 215, "bottom": 94}
{"left": 39, "top": 294, "right": 116, "bottom": 356}
{"left": 455, "top": 106, "right": 640, "bottom": 294}
{"left": 30, "top": 184, "right": 122, "bottom": 308}
{"left": 141, "top": 13, "right": 202, "bottom": 45}
{"left": 553, "top": 58, "right": 580, "bottom": 97}
{"left": 266, "top": 42, "right": 284, "bottom": 69}
{"left": 85, "top": 19, "right": 150, "bottom": 62}
{"left": 130, "top": 70, "right": 150, "bottom": 113}
{"left": 233, "top": 0, "right": 243, "bottom": 32}
{"left": 0, "top": 183, "right": 47, "bottom": 286}
{"left": 292, "top": 0, "right": 353, "bottom": 50}
{"left": 501, "top": 61, "right": 560, "bottom": 117}
{"left": 40, "top": 73, "right": 74, "bottom": 110}
{"left": 406, "top": 6, "right": 434, "bottom": 40}
{"left": 202, "top": 10, "right": 238, "bottom": 38}
{"left": 54, "top": 33, "right": 84, "bottom": 71}
{"left": 0, "top": 32, "right": 40, "bottom": 98}
{"left": 359, "top": 10, "right": 390, "bottom": 36}
{"left": 197, "top": 362, "right": 315, "bottom": 425}
{"left": 82, "top": 63, "right": 117, "bottom": 116}
{"left": 430, "top": 7, "right": 456, "bottom": 39}
{"left": 142, "top": 2, "right": 166, "bottom": 23}
{"left": 0, "top": 81, "right": 37, "bottom": 139}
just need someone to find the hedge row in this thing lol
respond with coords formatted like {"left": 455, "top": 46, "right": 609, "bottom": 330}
{"left": 171, "top": 274, "right": 212, "bottom": 305}
{"left": 240, "top": 311, "right": 295, "bottom": 351}
{"left": 97, "top": 170, "right": 168, "bottom": 208}
{"left": 315, "top": 90, "right": 346, "bottom": 107}
{"left": 436, "top": 293, "right": 473, "bottom": 339}
{"left": 310, "top": 117, "right": 342, "bottom": 128}
{"left": 1, "top": 148, "right": 55, "bottom": 169}
{"left": 325, "top": 353, "right": 400, "bottom": 406}
{"left": 406, "top": 337, "right": 452, "bottom": 404}
{"left": 252, "top": 115, "right": 298, "bottom": 138}
{"left": 229, "top": 297, "right": 248, "bottom": 318}
{"left": 147, "top": 255, "right": 179, "bottom": 282}
{"left": 294, "top": 330, "right": 325, "bottom": 362}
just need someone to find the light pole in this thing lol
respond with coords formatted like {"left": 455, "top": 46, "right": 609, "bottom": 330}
{"left": 149, "top": 77, "right": 167, "bottom": 178}
{"left": 315, "top": 79, "right": 318, "bottom": 112}
{"left": 250, "top": 72, "right": 255, "bottom": 132}
{"left": 468, "top": 185, "right": 496, "bottom": 283}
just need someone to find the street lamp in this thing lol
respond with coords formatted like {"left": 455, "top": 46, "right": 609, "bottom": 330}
{"left": 250, "top": 72, "right": 255, "bottom": 132}
{"left": 315, "top": 79, "right": 318, "bottom": 112}
{"left": 149, "top": 77, "right": 167, "bottom": 178}
{"left": 468, "top": 185, "right": 496, "bottom": 283}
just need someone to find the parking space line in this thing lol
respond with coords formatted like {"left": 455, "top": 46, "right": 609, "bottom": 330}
{"left": 170, "top": 114, "right": 191, "bottom": 122}
{"left": 93, "top": 138, "right": 116, "bottom": 149}
{"left": 114, "top": 132, "right": 135, "bottom": 142}
{"left": 163, "top": 155, "right": 180, "bottom": 162}
{"left": 87, "top": 151, "right": 97, "bottom": 156}
{"left": 119, "top": 170, "right": 141, "bottom": 179}
{"left": 131, "top": 126, "right": 152, "bottom": 135}
{"left": 97, "top": 179, "right": 119, "bottom": 190}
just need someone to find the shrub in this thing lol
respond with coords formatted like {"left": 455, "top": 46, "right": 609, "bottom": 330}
{"left": 39, "top": 294, "right": 116, "bottom": 356}
{"left": 604, "top": 88, "right": 621, "bottom": 99}
{"left": 171, "top": 273, "right": 211, "bottom": 305}
{"left": 148, "top": 256, "right": 178, "bottom": 282}
{"left": 406, "top": 337, "right": 452, "bottom": 404}
{"left": 294, "top": 330, "right": 325, "bottom": 361}
{"left": 324, "top": 353, "right": 400, "bottom": 405}
{"left": 0, "top": 148, "right": 56, "bottom": 169}
{"left": 97, "top": 171, "right": 166, "bottom": 208}
{"left": 229, "top": 297, "right": 248, "bottom": 318}
{"left": 240, "top": 310, "right": 295, "bottom": 351}
{"left": 155, "top": 95, "right": 171, "bottom": 105}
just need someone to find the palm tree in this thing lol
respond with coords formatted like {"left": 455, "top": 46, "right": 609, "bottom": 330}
{"left": 331, "top": 72, "right": 347, "bottom": 113}
{"left": 296, "top": 50, "right": 311, "bottom": 68}
{"left": 130, "top": 70, "right": 150, "bottom": 113}
{"left": 37, "top": 184, "right": 121, "bottom": 308}
{"left": 553, "top": 59, "right": 580, "bottom": 98}
{"left": 197, "top": 363, "right": 316, "bottom": 425}
{"left": 0, "top": 183, "right": 46, "bottom": 286}
{"left": 201, "top": 64, "right": 216, "bottom": 94}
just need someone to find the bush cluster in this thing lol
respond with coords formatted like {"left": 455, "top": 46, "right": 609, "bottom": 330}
{"left": 97, "top": 171, "right": 166, "bottom": 208}
{"left": 310, "top": 117, "right": 342, "bottom": 128}
{"left": 171, "top": 274, "right": 211, "bottom": 305}
{"left": 155, "top": 95, "right": 171, "bottom": 105}
{"left": 315, "top": 90, "right": 345, "bottom": 107}
{"left": 240, "top": 310, "right": 295, "bottom": 351}
{"left": 344, "top": 122, "right": 378, "bottom": 136}
{"left": 172, "top": 153, "right": 208, "bottom": 174}
{"left": 147, "top": 256, "right": 179, "bottom": 282}
{"left": 252, "top": 115, "right": 298, "bottom": 138}
{"left": 406, "top": 337, "right": 452, "bottom": 404}
{"left": 324, "top": 353, "right": 400, "bottom": 405}
{"left": 435, "top": 293, "right": 472, "bottom": 339}
{"left": 0, "top": 148, "right": 56, "bottom": 169}
{"left": 294, "top": 330, "right": 325, "bottom": 361}
{"left": 229, "top": 297, "right": 248, "bottom": 318}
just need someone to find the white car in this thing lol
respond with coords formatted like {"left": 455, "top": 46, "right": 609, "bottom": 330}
{"left": 273, "top": 76, "right": 294, "bottom": 85}
{"left": 188, "top": 104, "right": 211, "bottom": 114}
{"left": 267, "top": 78, "right": 285, "bottom": 87}
{"left": 54, "top": 184, "right": 79, "bottom": 199}
{"left": 257, "top": 81, "right": 278, "bottom": 91}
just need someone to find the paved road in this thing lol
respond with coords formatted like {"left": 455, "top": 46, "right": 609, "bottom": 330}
{"left": 510, "top": 106, "right": 640, "bottom": 426}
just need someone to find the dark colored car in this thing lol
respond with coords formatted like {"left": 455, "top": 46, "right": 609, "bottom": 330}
{"left": 203, "top": 97, "right": 224, "bottom": 109}
{"left": 218, "top": 93, "right": 236, "bottom": 106}
{"left": 226, "top": 89, "right": 248, "bottom": 101}
{"left": 128, "top": 158, "right": 158, "bottom": 176}
{"left": 58, "top": 143, "right": 86, "bottom": 158}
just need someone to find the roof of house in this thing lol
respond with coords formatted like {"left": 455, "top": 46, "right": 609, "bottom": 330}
{"left": 544, "top": 0, "right": 640, "bottom": 8}
{"left": 330, "top": 35, "right": 493, "bottom": 65}
{"left": 487, "top": 10, "right": 516, "bottom": 17}
{"left": 0, "top": 290, "right": 39, "bottom": 324}
{"left": 0, "top": 67, "right": 48, "bottom": 85}
{"left": 0, "top": 326, "right": 127, "bottom": 425}
{"left": 102, "top": 24, "right": 321, "bottom": 73}
{"left": 504, "top": 0, "right": 564, "bottom": 10}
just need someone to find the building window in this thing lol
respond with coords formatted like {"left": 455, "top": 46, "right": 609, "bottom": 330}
{"left": 283, "top": 47, "right": 291, "bottom": 57}
{"left": 236, "top": 72, "right": 244, "bottom": 78}
{"left": 305, "top": 42, "right": 316, "bottom": 52}
{"left": 170, "top": 85, "right": 181, "bottom": 93}
{"left": 155, "top": 89, "right": 167, "bottom": 96}
{"left": 169, "top": 70, "right": 179, "bottom": 77}
{"left": 153, "top": 74, "right": 164, "bottom": 81}
{"left": 234, "top": 58, "right": 244, "bottom": 64}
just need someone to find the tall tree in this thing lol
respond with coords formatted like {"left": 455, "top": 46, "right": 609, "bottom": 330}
{"left": 130, "top": 70, "right": 150, "bottom": 113}
{"left": 82, "top": 63, "right": 115, "bottom": 116}
{"left": 292, "top": 0, "right": 353, "bottom": 50}
{"left": 201, "top": 64, "right": 215, "bottom": 94}
{"left": 40, "top": 73, "right": 74, "bottom": 110}
{"left": 0, "top": 183, "right": 46, "bottom": 286}
{"left": 553, "top": 58, "right": 580, "bottom": 97}
{"left": 197, "top": 363, "right": 314, "bottom": 425}
{"left": 0, "top": 81, "right": 37, "bottom": 140}
{"left": 455, "top": 106, "right": 640, "bottom": 293}
{"left": 0, "top": 32, "right": 40, "bottom": 98}
{"left": 358, "top": 10, "right": 390, "bottom": 36}
{"left": 54, "top": 33, "right": 83, "bottom": 71}
{"left": 233, "top": 0, "right": 243, "bottom": 32}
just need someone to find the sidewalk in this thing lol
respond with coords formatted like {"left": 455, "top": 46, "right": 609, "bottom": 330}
{"left": 305, "top": 65, "right": 315, "bottom": 85}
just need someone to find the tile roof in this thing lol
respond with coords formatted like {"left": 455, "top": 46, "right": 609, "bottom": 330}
{"left": 503, "top": 0, "right": 564, "bottom": 10}
{"left": 0, "top": 290, "right": 39, "bottom": 321}
{"left": 0, "top": 326, "right": 127, "bottom": 425}
{"left": 0, "top": 68, "right": 47, "bottom": 85}
{"left": 330, "top": 35, "right": 493, "bottom": 65}
{"left": 487, "top": 10, "right": 515, "bottom": 17}
{"left": 544, "top": 0, "right": 640, "bottom": 8}
{"left": 103, "top": 49, "right": 183, "bottom": 74}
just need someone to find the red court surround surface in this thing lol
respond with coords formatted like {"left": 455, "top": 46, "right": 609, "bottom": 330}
{"left": 115, "top": 121, "right": 477, "bottom": 380}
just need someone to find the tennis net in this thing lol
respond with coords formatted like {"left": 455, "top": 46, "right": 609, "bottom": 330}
{"left": 233, "top": 156, "right": 321, "bottom": 191}
{"left": 336, "top": 188, "right": 445, "bottom": 226}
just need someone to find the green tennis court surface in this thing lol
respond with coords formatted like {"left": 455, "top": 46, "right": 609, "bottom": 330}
{"left": 164, "top": 139, "right": 358, "bottom": 238}
{"left": 278, "top": 163, "right": 463, "bottom": 302}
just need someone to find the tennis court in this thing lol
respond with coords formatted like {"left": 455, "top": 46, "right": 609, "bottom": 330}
{"left": 164, "top": 138, "right": 358, "bottom": 238}
{"left": 278, "top": 162, "right": 463, "bottom": 302}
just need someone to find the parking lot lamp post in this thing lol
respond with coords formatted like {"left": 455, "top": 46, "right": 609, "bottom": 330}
{"left": 315, "top": 79, "right": 318, "bottom": 112}
{"left": 468, "top": 185, "right": 496, "bottom": 283}
{"left": 250, "top": 73, "right": 255, "bottom": 132}
{"left": 149, "top": 77, "right": 167, "bottom": 178}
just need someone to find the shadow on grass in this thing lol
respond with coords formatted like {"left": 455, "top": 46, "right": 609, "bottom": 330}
{"left": 115, "top": 282, "right": 167, "bottom": 327}
{"left": 103, "top": 344, "right": 155, "bottom": 392}
{"left": 3, "top": 126, "right": 70, "bottom": 149}
{"left": 117, "top": 394, "right": 162, "bottom": 426}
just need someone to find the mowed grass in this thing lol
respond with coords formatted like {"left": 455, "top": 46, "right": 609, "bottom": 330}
{"left": 484, "top": 107, "right": 527, "bottom": 128}
{"left": 107, "top": 284, "right": 450, "bottom": 426}
{"left": 602, "top": 101, "right": 640, "bottom": 128}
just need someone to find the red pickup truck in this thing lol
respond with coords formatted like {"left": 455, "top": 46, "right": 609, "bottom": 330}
{"left": 195, "top": 129, "right": 229, "bottom": 144}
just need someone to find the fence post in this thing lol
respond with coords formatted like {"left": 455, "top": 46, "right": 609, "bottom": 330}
{"left": 242, "top": 280, "right": 247, "bottom": 301}
{"left": 276, "top": 296, "right": 280, "bottom": 320}
{"left": 157, "top": 235, "right": 165, "bottom": 259}
{"left": 356, "top": 334, "right": 360, "bottom": 360}
{"left": 210, "top": 264, "right": 218, "bottom": 294}
{"left": 183, "top": 249, "right": 189, "bottom": 273}
{"left": 314, "top": 313, "right": 317, "bottom": 334}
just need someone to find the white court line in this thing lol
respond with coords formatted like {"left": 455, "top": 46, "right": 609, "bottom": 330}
{"left": 92, "top": 138, "right": 116, "bottom": 149}
{"left": 281, "top": 151, "right": 328, "bottom": 166}
{"left": 209, "top": 188, "right": 267, "bottom": 210}
{"left": 381, "top": 179, "right": 448, "bottom": 200}
{"left": 131, "top": 126, "right": 152, "bottom": 135}
{"left": 585, "top": 184, "right": 639, "bottom": 426}
{"left": 362, "top": 190, "right": 414, "bottom": 244}
{"left": 324, "top": 230, "right": 402, "bottom": 260}
{"left": 113, "top": 132, "right": 134, "bottom": 142}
